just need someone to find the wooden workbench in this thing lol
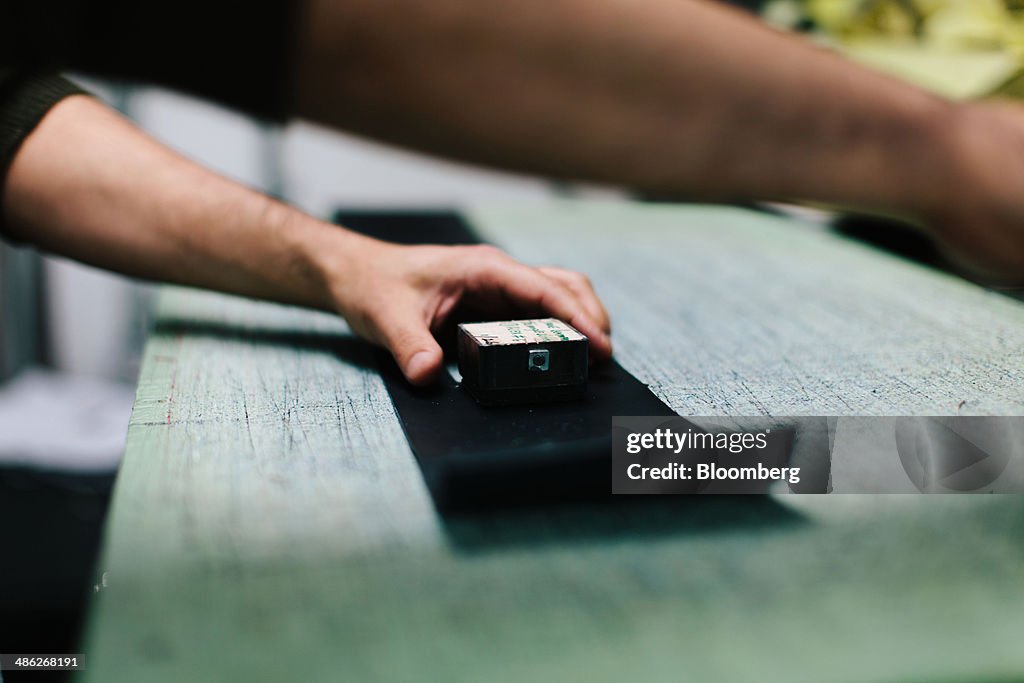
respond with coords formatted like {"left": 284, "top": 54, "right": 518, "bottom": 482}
{"left": 80, "top": 202, "right": 1024, "bottom": 682}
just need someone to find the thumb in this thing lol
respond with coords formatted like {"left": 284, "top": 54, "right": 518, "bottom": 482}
{"left": 375, "top": 307, "right": 444, "bottom": 386}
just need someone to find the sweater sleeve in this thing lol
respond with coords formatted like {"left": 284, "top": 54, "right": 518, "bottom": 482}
{"left": 0, "top": 70, "right": 88, "bottom": 228}
{"left": 0, "top": 1, "right": 297, "bottom": 121}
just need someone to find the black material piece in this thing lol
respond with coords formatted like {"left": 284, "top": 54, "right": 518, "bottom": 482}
{"left": 378, "top": 355, "right": 676, "bottom": 512}
{"left": 833, "top": 213, "right": 946, "bottom": 269}
{"left": 0, "top": 467, "right": 114, "bottom": 682}
{"left": 334, "top": 209, "right": 678, "bottom": 512}
{"left": 833, "top": 212, "right": 1024, "bottom": 304}
{"left": 333, "top": 209, "right": 481, "bottom": 247}
{"left": 457, "top": 319, "right": 588, "bottom": 406}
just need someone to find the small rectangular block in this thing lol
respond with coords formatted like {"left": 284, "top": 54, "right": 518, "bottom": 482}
{"left": 458, "top": 318, "right": 589, "bottom": 406}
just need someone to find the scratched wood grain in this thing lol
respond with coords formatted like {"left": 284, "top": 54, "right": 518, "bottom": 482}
{"left": 81, "top": 202, "right": 1024, "bottom": 682}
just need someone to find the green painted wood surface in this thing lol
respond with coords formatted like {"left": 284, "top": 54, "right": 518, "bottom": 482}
{"left": 81, "top": 203, "right": 1024, "bottom": 682}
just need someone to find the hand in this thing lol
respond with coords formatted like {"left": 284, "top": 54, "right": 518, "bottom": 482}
{"left": 926, "top": 101, "right": 1024, "bottom": 283}
{"left": 323, "top": 235, "right": 613, "bottom": 385}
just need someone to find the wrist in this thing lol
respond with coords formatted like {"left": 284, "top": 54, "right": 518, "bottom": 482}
{"left": 292, "top": 216, "right": 381, "bottom": 314}
{"left": 828, "top": 92, "right": 959, "bottom": 222}
{"left": 904, "top": 100, "right": 979, "bottom": 225}
{"left": 758, "top": 88, "right": 957, "bottom": 224}
{"left": 924, "top": 100, "right": 1016, "bottom": 223}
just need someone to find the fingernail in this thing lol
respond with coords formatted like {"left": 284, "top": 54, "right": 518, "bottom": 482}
{"left": 407, "top": 351, "right": 435, "bottom": 383}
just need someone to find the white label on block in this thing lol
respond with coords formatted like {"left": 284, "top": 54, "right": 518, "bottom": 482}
{"left": 460, "top": 318, "right": 586, "bottom": 346}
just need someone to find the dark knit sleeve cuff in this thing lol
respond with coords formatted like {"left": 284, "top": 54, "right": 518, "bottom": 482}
{"left": 0, "top": 71, "right": 88, "bottom": 224}
{"left": 0, "top": 71, "right": 87, "bottom": 180}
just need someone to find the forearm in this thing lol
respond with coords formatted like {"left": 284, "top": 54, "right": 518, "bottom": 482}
{"left": 2, "top": 95, "right": 352, "bottom": 310}
{"left": 296, "top": 0, "right": 953, "bottom": 216}
{"left": 0, "top": 94, "right": 614, "bottom": 384}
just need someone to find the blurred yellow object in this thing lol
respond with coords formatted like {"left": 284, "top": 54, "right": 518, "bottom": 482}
{"left": 804, "top": 0, "right": 1024, "bottom": 44}
{"left": 795, "top": 0, "right": 1024, "bottom": 98}
{"left": 925, "top": 0, "right": 1024, "bottom": 55}
{"left": 845, "top": 40, "right": 1019, "bottom": 99}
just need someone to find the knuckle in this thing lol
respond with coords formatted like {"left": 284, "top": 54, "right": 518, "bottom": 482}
{"left": 461, "top": 245, "right": 507, "bottom": 276}
{"left": 548, "top": 283, "right": 575, "bottom": 309}
{"left": 468, "top": 244, "right": 503, "bottom": 260}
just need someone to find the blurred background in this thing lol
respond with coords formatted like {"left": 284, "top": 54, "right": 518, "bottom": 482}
{"left": 8, "top": 0, "right": 1024, "bottom": 669}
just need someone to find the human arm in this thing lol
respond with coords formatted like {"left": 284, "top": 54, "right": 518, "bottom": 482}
{"left": 5, "top": 0, "right": 1024, "bottom": 278}
{"left": 0, "top": 94, "right": 612, "bottom": 384}
{"left": 295, "top": 0, "right": 946, "bottom": 211}
{"left": 291, "top": 0, "right": 1024, "bottom": 280}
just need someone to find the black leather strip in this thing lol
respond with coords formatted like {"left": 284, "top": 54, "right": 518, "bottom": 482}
{"left": 335, "top": 210, "right": 677, "bottom": 512}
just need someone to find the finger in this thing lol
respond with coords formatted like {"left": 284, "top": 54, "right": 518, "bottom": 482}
{"left": 372, "top": 300, "right": 445, "bottom": 386}
{"left": 538, "top": 267, "right": 611, "bottom": 334}
{"left": 478, "top": 258, "right": 613, "bottom": 361}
